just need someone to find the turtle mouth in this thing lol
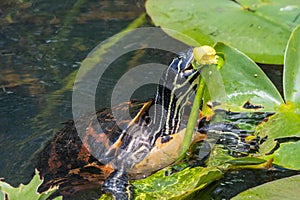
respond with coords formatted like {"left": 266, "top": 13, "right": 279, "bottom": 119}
{"left": 181, "top": 62, "right": 196, "bottom": 77}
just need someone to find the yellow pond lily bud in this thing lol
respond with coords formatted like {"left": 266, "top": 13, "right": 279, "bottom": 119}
{"left": 193, "top": 46, "right": 218, "bottom": 67}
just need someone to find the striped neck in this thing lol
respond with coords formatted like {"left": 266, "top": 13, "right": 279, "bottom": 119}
{"left": 151, "top": 62, "right": 199, "bottom": 138}
{"left": 134, "top": 48, "right": 199, "bottom": 146}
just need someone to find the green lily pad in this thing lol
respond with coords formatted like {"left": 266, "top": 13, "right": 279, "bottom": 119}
{"left": 146, "top": 0, "right": 300, "bottom": 64}
{"left": 213, "top": 42, "right": 283, "bottom": 111}
{"left": 132, "top": 166, "right": 223, "bottom": 199}
{"left": 0, "top": 169, "right": 62, "bottom": 200}
{"left": 268, "top": 141, "right": 300, "bottom": 170}
{"left": 284, "top": 25, "right": 300, "bottom": 103}
{"left": 258, "top": 138, "right": 278, "bottom": 155}
{"left": 232, "top": 174, "right": 300, "bottom": 200}
{"left": 257, "top": 103, "right": 300, "bottom": 140}
{"left": 98, "top": 194, "right": 113, "bottom": 200}
{"left": 206, "top": 144, "right": 233, "bottom": 167}
{"left": 206, "top": 145, "right": 270, "bottom": 171}
{"left": 254, "top": 25, "right": 300, "bottom": 169}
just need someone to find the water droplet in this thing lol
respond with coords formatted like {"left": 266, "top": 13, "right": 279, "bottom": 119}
{"left": 280, "top": 5, "right": 296, "bottom": 12}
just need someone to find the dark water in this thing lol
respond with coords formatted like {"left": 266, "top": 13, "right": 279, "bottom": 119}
{"left": 0, "top": 0, "right": 146, "bottom": 185}
{"left": 0, "top": 0, "right": 291, "bottom": 199}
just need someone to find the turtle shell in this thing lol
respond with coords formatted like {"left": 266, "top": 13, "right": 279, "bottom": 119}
{"left": 36, "top": 100, "right": 146, "bottom": 196}
{"left": 36, "top": 99, "right": 206, "bottom": 198}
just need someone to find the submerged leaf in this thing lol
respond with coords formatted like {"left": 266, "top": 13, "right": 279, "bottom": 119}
{"left": 206, "top": 144, "right": 234, "bottom": 168}
{"left": 258, "top": 138, "right": 278, "bottom": 155}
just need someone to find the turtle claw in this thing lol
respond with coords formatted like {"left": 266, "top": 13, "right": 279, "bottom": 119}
{"left": 103, "top": 170, "right": 133, "bottom": 200}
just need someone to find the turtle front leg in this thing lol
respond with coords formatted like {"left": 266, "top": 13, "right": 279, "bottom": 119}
{"left": 102, "top": 170, "right": 133, "bottom": 200}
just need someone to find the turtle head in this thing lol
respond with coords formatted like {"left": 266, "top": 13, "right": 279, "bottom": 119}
{"left": 152, "top": 46, "right": 218, "bottom": 137}
{"left": 168, "top": 45, "right": 218, "bottom": 79}
{"left": 169, "top": 47, "right": 196, "bottom": 78}
{"left": 158, "top": 47, "right": 198, "bottom": 93}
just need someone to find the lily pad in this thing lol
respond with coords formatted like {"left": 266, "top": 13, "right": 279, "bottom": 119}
{"left": 146, "top": 0, "right": 300, "bottom": 64}
{"left": 257, "top": 103, "right": 300, "bottom": 140}
{"left": 232, "top": 174, "right": 300, "bottom": 200}
{"left": 255, "top": 25, "right": 300, "bottom": 169}
{"left": 0, "top": 169, "right": 62, "bottom": 200}
{"left": 212, "top": 42, "right": 283, "bottom": 111}
{"left": 267, "top": 141, "right": 300, "bottom": 170}
{"left": 132, "top": 166, "right": 223, "bottom": 199}
{"left": 206, "top": 144, "right": 233, "bottom": 167}
{"left": 284, "top": 25, "right": 300, "bottom": 103}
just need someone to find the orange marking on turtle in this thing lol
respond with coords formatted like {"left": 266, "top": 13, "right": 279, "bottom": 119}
{"left": 84, "top": 162, "right": 114, "bottom": 180}
{"left": 69, "top": 168, "right": 81, "bottom": 175}
{"left": 127, "top": 100, "right": 152, "bottom": 128}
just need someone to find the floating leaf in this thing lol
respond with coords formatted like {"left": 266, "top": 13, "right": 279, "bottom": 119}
{"left": 206, "top": 145, "right": 233, "bottom": 168}
{"left": 257, "top": 103, "right": 300, "bottom": 141}
{"left": 258, "top": 138, "right": 278, "bottom": 155}
{"left": 99, "top": 194, "right": 113, "bottom": 200}
{"left": 254, "top": 25, "right": 300, "bottom": 170}
{"left": 232, "top": 174, "right": 300, "bottom": 200}
{"left": 213, "top": 42, "right": 283, "bottom": 111}
{"left": 133, "top": 167, "right": 223, "bottom": 199}
{"left": 0, "top": 169, "right": 62, "bottom": 200}
{"left": 264, "top": 141, "right": 300, "bottom": 170}
{"left": 284, "top": 24, "right": 300, "bottom": 103}
{"left": 146, "top": 0, "right": 300, "bottom": 64}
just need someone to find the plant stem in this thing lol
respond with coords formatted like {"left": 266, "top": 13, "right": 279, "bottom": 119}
{"left": 178, "top": 74, "right": 206, "bottom": 160}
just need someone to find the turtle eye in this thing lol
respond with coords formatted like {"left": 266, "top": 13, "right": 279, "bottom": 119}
{"left": 168, "top": 56, "right": 181, "bottom": 72}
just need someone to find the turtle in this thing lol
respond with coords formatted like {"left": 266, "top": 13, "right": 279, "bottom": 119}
{"left": 36, "top": 47, "right": 219, "bottom": 199}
